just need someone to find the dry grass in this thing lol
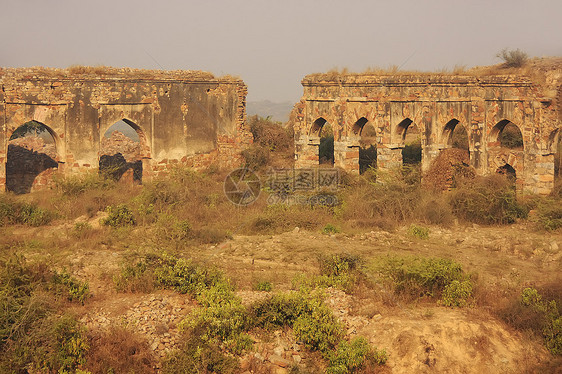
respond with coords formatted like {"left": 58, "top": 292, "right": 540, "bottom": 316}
{"left": 1, "top": 65, "right": 230, "bottom": 81}
{"left": 305, "top": 57, "right": 562, "bottom": 89}
{"left": 86, "top": 327, "right": 157, "bottom": 374}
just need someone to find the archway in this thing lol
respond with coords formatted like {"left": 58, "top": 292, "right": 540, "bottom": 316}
{"left": 492, "top": 120, "right": 524, "bottom": 149}
{"left": 352, "top": 118, "right": 377, "bottom": 174}
{"left": 443, "top": 119, "right": 469, "bottom": 151}
{"left": 497, "top": 163, "right": 517, "bottom": 181}
{"left": 490, "top": 120, "right": 524, "bottom": 182}
{"left": 6, "top": 121, "right": 58, "bottom": 194}
{"left": 319, "top": 122, "right": 334, "bottom": 166}
{"left": 100, "top": 119, "right": 143, "bottom": 183}
{"left": 399, "top": 119, "right": 422, "bottom": 165}
{"left": 310, "top": 117, "right": 327, "bottom": 137}
{"left": 554, "top": 129, "right": 561, "bottom": 182}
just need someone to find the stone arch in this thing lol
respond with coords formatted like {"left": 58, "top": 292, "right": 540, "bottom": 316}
{"left": 99, "top": 119, "right": 146, "bottom": 183}
{"left": 489, "top": 119, "right": 524, "bottom": 149}
{"left": 396, "top": 118, "right": 414, "bottom": 143}
{"left": 6, "top": 121, "right": 60, "bottom": 193}
{"left": 358, "top": 119, "right": 377, "bottom": 174}
{"left": 100, "top": 118, "right": 151, "bottom": 159}
{"left": 310, "top": 117, "right": 327, "bottom": 137}
{"left": 352, "top": 117, "right": 370, "bottom": 136}
{"left": 318, "top": 121, "right": 335, "bottom": 166}
{"left": 488, "top": 119, "right": 524, "bottom": 186}
{"left": 396, "top": 118, "right": 422, "bottom": 165}
{"left": 7, "top": 120, "right": 62, "bottom": 161}
{"left": 443, "top": 119, "right": 469, "bottom": 150}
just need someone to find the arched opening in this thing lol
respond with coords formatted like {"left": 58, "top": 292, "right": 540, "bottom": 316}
{"left": 399, "top": 119, "right": 421, "bottom": 165}
{"left": 310, "top": 117, "right": 327, "bottom": 137}
{"left": 553, "top": 129, "right": 561, "bottom": 183}
{"left": 444, "top": 119, "right": 469, "bottom": 151}
{"left": 490, "top": 120, "right": 524, "bottom": 185}
{"left": 492, "top": 120, "right": 524, "bottom": 149}
{"left": 352, "top": 117, "right": 369, "bottom": 136}
{"left": 319, "top": 122, "right": 334, "bottom": 166}
{"left": 100, "top": 119, "right": 143, "bottom": 183}
{"left": 497, "top": 163, "right": 517, "bottom": 182}
{"left": 356, "top": 119, "right": 377, "bottom": 174}
{"left": 7, "top": 121, "right": 58, "bottom": 194}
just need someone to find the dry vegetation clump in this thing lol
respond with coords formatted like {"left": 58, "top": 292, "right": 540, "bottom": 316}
{"left": 422, "top": 148, "right": 475, "bottom": 192}
{"left": 242, "top": 115, "right": 294, "bottom": 170}
{"left": 3, "top": 65, "right": 220, "bottom": 81}
{"left": 86, "top": 327, "right": 157, "bottom": 374}
{"left": 447, "top": 174, "right": 528, "bottom": 225}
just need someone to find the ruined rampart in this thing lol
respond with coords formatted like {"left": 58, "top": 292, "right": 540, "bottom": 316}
{"left": 0, "top": 67, "right": 252, "bottom": 191}
{"left": 292, "top": 67, "right": 562, "bottom": 194}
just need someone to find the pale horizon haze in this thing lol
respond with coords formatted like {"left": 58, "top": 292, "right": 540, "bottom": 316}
{"left": 1, "top": 0, "right": 561, "bottom": 103}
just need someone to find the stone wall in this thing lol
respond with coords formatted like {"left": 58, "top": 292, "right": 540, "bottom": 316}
{"left": 0, "top": 67, "right": 252, "bottom": 191}
{"left": 292, "top": 69, "right": 562, "bottom": 195}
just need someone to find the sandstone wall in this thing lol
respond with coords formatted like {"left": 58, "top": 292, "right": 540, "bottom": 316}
{"left": 0, "top": 67, "right": 252, "bottom": 191}
{"left": 292, "top": 73, "right": 562, "bottom": 194}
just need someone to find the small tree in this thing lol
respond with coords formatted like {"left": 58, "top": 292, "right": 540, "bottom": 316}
{"left": 496, "top": 48, "right": 529, "bottom": 68}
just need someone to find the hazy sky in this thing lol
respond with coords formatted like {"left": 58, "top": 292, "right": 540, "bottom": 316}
{"left": 1, "top": 0, "right": 561, "bottom": 102}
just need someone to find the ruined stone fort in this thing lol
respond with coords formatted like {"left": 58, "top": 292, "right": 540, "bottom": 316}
{"left": 0, "top": 67, "right": 251, "bottom": 192}
{"left": 1, "top": 62, "right": 561, "bottom": 194}
{"left": 292, "top": 65, "right": 562, "bottom": 195}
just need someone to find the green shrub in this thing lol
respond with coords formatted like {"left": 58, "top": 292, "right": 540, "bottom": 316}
{"left": 407, "top": 224, "right": 429, "bottom": 239}
{"left": 18, "top": 203, "right": 53, "bottom": 226}
{"left": 545, "top": 317, "right": 562, "bottom": 355}
{"left": 154, "top": 255, "right": 226, "bottom": 296}
{"left": 319, "top": 254, "right": 360, "bottom": 278}
{"left": 0, "top": 197, "right": 53, "bottom": 226}
{"left": 293, "top": 295, "right": 344, "bottom": 355}
{"left": 51, "top": 270, "right": 90, "bottom": 304}
{"left": 372, "top": 256, "right": 469, "bottom": 301}
{"left": 51, "top": 315, "right": 89, "bottom": 373}
{"left": 535, "top": 199, "right": 562, "bottom": 231}
{"left": 441, "top": 280, "right": 473, "bottom": 307}
{"left": 181, "top": 296, "right": 252, "bottom": 354}
{"left": 249, "top": 292, "right": 306, "bottom": 330}
{"left": 327, "top": 337, "right": 387, "bottom": 374}
{"left": 254, "top": 280, "right": 272, "bottom": 292}
{"left": 102, "top": 204, "right": 136, "bottom": 227}
{"left": 448, "top": 175, "right": 527, "bottom": 224}
{"left": 162, "top": 333, "right": 239, "bottom": 374}
{"left": 0, "top": 254, "right": 90, "bottom": 373}
{"left": 322, "top": 223, "right": 340, "bottom": 235}
{"left": 250, "top": 291, "right": 356, "bottom": 357}
{"left": 518, "top": 288, "right": 561, "bottom": 355}
{"left": 294, "top": 254, "right": 362, "bottom": 292}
